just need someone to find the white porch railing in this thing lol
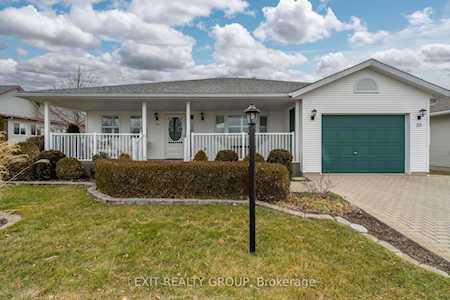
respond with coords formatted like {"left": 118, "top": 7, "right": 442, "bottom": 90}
{"left": 50, "top": 133, "right": 145, "bottom": 161}
{"left": 190, "top": 132, "right": 296, "bottom": 162}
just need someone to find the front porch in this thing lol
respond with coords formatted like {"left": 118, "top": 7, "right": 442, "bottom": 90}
{"left": 41, "top": 100, "right": 302, "bottom": 163}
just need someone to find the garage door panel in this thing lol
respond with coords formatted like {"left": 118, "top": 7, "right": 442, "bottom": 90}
{"left": 322, "top": 115, "right": 405, "bottom": 173}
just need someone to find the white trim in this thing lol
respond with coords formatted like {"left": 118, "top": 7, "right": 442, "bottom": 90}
{"left": 44, "top": 101, "right": 50, "bottom": 150}
{"left": 289, "top": 59, "right": 449, "bottom": 98}
{"left": 353, "top": 77, "right": 379, "bottom": 94}
{"left": 431, "top": 110, "right": 450, "bottom": 117}
{"left": 142, "top": 102, "right": 148, "bottom": 160}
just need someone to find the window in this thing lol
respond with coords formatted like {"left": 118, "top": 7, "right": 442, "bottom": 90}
{"left": 20, "top": 124, "right": 26, "bottom": 135}
{"left": 31, "top": 124, "right": 37, "bottom": 135}
{"left": 129, "top": 116, "right": 142, "bottom": 134}
{"left": 37, "top": 127, "right": 42, "bottom": 136}
{"left": 101, "top": 116, "right": 119, "bottom": 133}
{"left": 13, "top": 122, "right": 20, "bottom": 135}
{"left": 354, "top": 78, "right": 379, "bottom": 94}
{"left": 259, "top": 116, "right": 268, "bottom": 133}
{"left": 215, "top": 115, "right": 225, "bottom": 133}
{"left": 227, "top": 115, "right": 248, "bottom": 133}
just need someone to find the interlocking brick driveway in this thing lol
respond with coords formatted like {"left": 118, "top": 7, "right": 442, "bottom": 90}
{"left": 291, "top": 174, "right": 450, "bottom": 261}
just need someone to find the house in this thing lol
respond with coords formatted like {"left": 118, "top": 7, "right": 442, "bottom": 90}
{"left": 0, "top": 85, "right": 70, "bottom": 144}
{"left": 430, "top": 98, "right": 450, "bottom": 171}
{"left": 17, "top": 59, "right": 450, "bottom": 174}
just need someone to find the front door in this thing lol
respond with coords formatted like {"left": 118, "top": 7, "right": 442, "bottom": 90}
{"left": 166, "top": 115, "right": 184, "bottom": 159}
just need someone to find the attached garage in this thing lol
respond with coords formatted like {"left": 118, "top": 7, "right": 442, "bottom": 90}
{"left": 322, "top": 115, "right": 405, "bottom": 173}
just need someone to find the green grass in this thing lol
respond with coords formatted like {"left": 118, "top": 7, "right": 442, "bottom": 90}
{"left": 0, "top": 186, "right": 449, "bottom": 299}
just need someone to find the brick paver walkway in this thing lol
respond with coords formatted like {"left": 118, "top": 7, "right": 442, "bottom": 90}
{"left": 291, "top": 174, "right": 450, "bottom": 261}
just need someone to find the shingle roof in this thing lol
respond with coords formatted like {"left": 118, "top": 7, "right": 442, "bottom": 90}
{"left": 431, "top": 98, "right": 450, "bottom": 113}
{"left": 0, "top": 85, "right": 22, "bottom": 94}
{"left": 30, "top": 78, "right": 310, "bottom": 95}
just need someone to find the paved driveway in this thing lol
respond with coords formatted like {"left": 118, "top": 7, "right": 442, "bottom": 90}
{"left": 291, "top": 174, "right": 450, "bottom": 261}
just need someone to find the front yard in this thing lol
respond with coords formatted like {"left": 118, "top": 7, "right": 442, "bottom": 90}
{"left": 0, "top": 186, "right": 449, "bottom": 299}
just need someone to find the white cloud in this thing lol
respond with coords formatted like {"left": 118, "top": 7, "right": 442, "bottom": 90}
{"left": 421, "top": 43, "right": 450, "bottom": 63}
{"left": 69, "top": 5, "right": 195, "bottom": 46}
{"left": 349, "top": 30, "right": 389, "bottom": 46}
{"left": 348, "top": 18, "right": 389, "bottom": 46}
{"left": 316, "top": 52, "right": 351, "bottom": 76}
{"left": 0, "top": 5, "right": 98, "bottom": 51}
{"left": 254, "top": 0, "right": 356, "bottom": 44}
{"left": 373, "top": 48, "right": 422, "bottom": 71}
{"left": 406, "top": 7, "right": 433, "bottom": 26}
{"left": 129, "top": 0, "right": 249, "bottom": 26}
{"left": 212, "top": 23, "right": 307, "bottom": 76}
{"left": 0, "top": 58, "right": 17, "bottom": 74}
{"left": 118, "top": 41, "right": 195, "bottom": 71}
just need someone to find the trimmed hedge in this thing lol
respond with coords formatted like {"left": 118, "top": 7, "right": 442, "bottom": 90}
{"left": 118, "top": 153, "right": 131, "bottom": 160}
{"left": 91, "top": 152, "right": 110, "bottom": 178}
{"left": 244, "top": 153, "right": 265, "bottom": 163}
{"left": 267, "top": 149, "right": 293, "bottom": 177}
{"left": 96, "top": 160, "right": 289, "bottom": 202}
{"left": 33, "top": 150, "right": 66, "bottom": 180}
{"left": 56, "top": 157, "right": 84, "bottom": 180}
{"left": 16, "top": 142, "right": 40, "bottom": 160}
{"left": 215, "top": 150, "right": 238, "bottom": 162}
{"left": 193, "top": 150, "right": 208, "bottom": 161}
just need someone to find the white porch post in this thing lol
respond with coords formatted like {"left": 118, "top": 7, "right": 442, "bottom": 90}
{"left": 44, "top": 101, "right": 50, "bottom": 150}
{"left": 185, "top": 101, "right": 191, "bottom": 161}
{"left": 295, "top": 100, "right": 301, "bottom": 163}
{"left": 142, "top": 101, "right": 148, "bottom": 160}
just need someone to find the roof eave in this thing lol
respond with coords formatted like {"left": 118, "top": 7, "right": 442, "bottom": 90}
{"left": 288, "top": 59, "right": 449, "bottom": 98}
{"left": 17, "top": 92, "right": 291, "bottom": 101}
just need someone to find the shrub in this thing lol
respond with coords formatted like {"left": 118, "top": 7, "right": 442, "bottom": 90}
{"left": 16, "top": 142, "right": 40, "bottom": 160}
{"left": 244, "top": 153, "right": 265, "bottom": 163}
{"left": 90, "top": 152, "right": 110, "bottom": 178}
{"left": 215, "top": 150, "right": 238, "bottom": 162}
{"left": 33, "top": 150, "right": 66, "bottom": 180}
{"left": 56, "top": 157, "right": 84, "bottom": 180}
{"left": 193, "top": 150, "right": 208, "bottom": 161}
{"left": 66, "top": 123, "right": 80, "bottom": 133}
{"left": 26, "top": 136, "right": 44, "bottom": 151}
{"left": 96, "top": 160, "right": 289, "bottom": 202}
{"left": 5, "top": 159, "right": 34, "bottom": 181}
{"left": 33, "top": 160, "right": 52, "bottom": 180}
{"left": 118, "top": 153, "right": 131, "bottom": 160}
{"left": 267, "top": 149, "right": 293, "bottom": 177}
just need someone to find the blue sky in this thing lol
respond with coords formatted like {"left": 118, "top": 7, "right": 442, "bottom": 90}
{"left": 0, "top": 0, "right": 449, "bottom": 89}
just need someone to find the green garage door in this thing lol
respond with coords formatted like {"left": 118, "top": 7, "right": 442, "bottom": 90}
{"left": 322, "top": 115, "right": 405, "bottom": 173}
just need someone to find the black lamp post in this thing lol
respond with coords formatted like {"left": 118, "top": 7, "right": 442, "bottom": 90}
{"left": 244, "top": 104, "right": 260, "bottom": 254}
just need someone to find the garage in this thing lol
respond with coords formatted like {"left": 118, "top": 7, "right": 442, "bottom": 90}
{"left": 322, "top": 115, "right": 405, "bottom": 173}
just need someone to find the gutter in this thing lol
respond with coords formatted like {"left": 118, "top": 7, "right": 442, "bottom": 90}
{"left": 431, "top": 110, "right": 450, "bottom": 117}
{"left": 16, "top": 92, "right": 291, "bottom": 100}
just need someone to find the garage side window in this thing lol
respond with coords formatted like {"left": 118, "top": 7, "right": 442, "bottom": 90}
{"left": 354, "top": 78, "right": 379, "bottom": 94}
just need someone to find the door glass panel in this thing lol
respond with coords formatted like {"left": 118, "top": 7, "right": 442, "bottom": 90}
{"left": 169, "top": 117, "right": 182, "bottom": 141}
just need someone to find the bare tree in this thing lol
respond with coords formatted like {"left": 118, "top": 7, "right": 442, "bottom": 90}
{"left": 52, "top": 66, "right": 98, "bottom": 130}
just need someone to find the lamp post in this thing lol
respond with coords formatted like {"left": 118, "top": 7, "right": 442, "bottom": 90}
{"left": 244, "top": 104, "right": 260, "bottom": 254}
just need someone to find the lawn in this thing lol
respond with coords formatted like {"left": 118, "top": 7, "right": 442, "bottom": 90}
{"left": 0, "top": 186, "right": 449, "bottom": 299}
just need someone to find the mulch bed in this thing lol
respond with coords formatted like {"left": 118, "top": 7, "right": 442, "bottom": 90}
{"left": 344, "top": 209, "right": 450, "bottom": 273}
{"left": 282, "top": 193, "right": 450, "bottom": 274}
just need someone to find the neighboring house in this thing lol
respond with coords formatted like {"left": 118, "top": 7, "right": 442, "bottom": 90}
{"left": 0, "top": 85, "right": 70, "bottom": 144}
{"left": 430, "top": 98, "right": 450, "bottom": 170}
{"left": 18, "top": 59, "right": 450, "bottom": 174}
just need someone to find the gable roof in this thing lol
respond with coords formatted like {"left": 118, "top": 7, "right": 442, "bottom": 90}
{"left": 26, "top": 78, "right": 310, "bottom": 96}
{"left": 289, "top": 59, "right": 450, "bottom": 98}
{"left": 0, "top": 85, "right": 23, "bottom": 95}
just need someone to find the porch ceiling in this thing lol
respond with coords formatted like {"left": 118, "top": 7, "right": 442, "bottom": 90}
{"left": 17, "top": 94, "right": 294, "bottom": 111}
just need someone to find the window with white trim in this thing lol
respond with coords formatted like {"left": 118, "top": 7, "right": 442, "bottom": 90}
{"left": 101, "top": 116, "right": 120, "bottom": 133}
{"left": 354, "top": 78, "right": 379, "bottom": 94}
{"left": 215, "top": 115, "right": 225, "bottom": 133}
{"left": 129, "top": 116, "right": 142, "bottom": 134}
{"left": 259, "top": 116, "right": 268, "bottom": 133}
{"left": 31, "top": 123, "right": 37, "bottom": 135}
{"left": 13, "top": 122, "right": 20, "bottom": 135}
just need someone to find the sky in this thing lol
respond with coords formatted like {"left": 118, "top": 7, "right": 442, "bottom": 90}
{"left": 0, "top": 0, "right": 450, "bottom": 90}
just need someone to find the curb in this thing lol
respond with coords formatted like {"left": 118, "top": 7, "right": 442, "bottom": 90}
{"left": 5, "top": 181, "right": 93, "bottom": 186}
{"left": 87, "top": 184, "right": 247, "bottom": 206}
